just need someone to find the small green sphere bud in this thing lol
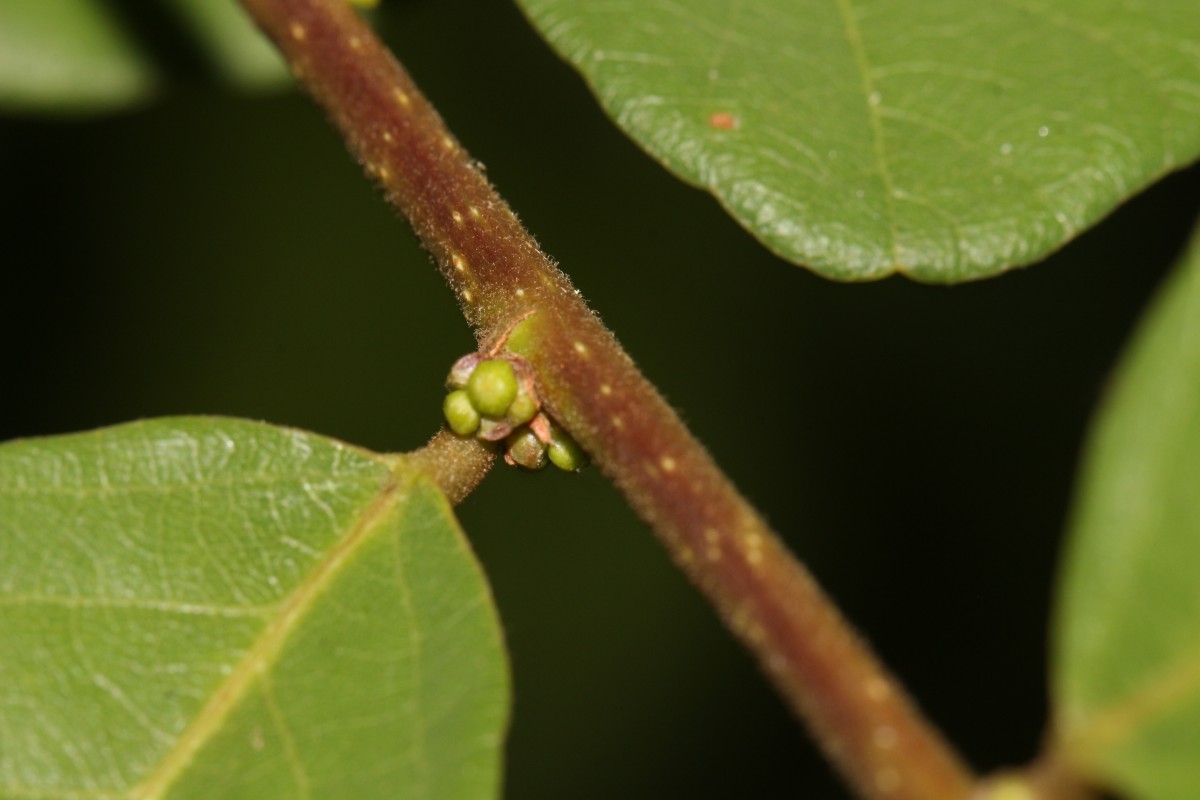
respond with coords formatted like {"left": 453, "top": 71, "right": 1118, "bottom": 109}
{"left": 505, "top": 428, "right": 548, "bottom": 470}
{"left": 547, "top": 428, "right": 589, "bottom": 472}
{"left": 507, "top": 392, "right": 539, "bottom": 426}
{"left": 443, "top": 390, "right": 480, "bottom": 436}
{"left": 467, "top": 360, "right": 519, "bottom": 417}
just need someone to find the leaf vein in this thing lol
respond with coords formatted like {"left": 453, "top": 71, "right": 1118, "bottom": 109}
{"left": 391, "top": 512, "right": 431, "bottom": 799}
{"left": 126, "top": 473, "right": 409, "bottom": 799}
{"left": 834, "top": 0, "right": 901, "bottom": 269}
{"left": 0, "top": 593, "right": 273, "bottom": 618}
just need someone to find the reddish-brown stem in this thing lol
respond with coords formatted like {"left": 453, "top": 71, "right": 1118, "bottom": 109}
{"left": 238, "top": 1, "right": 978, "bottom": 798}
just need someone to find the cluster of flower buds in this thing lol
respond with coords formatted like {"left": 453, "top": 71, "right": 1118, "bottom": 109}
{"left": 442, "top": 353, "right": 588, "bottom": 472}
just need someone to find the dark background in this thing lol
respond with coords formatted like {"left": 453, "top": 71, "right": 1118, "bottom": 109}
{"left": 3, "top": 1, "right": 1198, "bottom": 796}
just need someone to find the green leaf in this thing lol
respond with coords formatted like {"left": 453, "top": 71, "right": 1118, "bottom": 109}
{"left": 171, "top": 0, "right": 291, "bottom": 91}
{"left": 517, "top": 0, "right": 1200, "bottom": 281}
{"left": 0, "top": 0, "right": 159, "bottom": 112}
{"left": 0, "top": 1, "right": 288, "bottom": 114}
{"left": 0, "top": 418, "right": 509, "bottom": 799}
{"left": 1052, "top": 223, "right": 1200, "bottom": 800}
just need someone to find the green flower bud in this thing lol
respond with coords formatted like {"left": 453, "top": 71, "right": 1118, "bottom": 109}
{"left": 507, "top": 392, "right": 539, "bottom": 426}
{"left": 467, "top": 359, "right": 519, "bottom": 417}
{"left": 505, "top": 428, "right": 548, "bottom": 470}
{"left": 443, "top": 390, "right": 480, "bottom": 436}
{"left": 547, "top": 427, "right": 589, "bottom": 472}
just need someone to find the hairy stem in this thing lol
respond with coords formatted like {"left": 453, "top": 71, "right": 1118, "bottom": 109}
{"left": 405, "top": 429, "right": 495, "bottom": 506}
{"left": 239, "top": 1, "right": 978, "bottom": 797}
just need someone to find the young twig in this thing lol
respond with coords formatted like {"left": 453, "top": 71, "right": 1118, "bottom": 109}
{"left": 405, "top": 428, "right": 495, "bottom": 506}
{"left": 238, "top": 1, "right": 978, "bottom": 797}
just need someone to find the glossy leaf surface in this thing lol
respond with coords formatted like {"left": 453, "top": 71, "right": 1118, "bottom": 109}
{"left": 518, "top": 0, "right": 1200, "bottom": 281}
{"left": 1053, "top": 224, "right": 1200, "bottom": 799}
{"left": 0, "top": 418, "right": 508, "bottom": 799}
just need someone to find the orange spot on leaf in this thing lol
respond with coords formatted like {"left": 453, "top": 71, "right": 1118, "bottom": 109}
{"left": 708, "top": 112, "right": 738, "bottom": 130}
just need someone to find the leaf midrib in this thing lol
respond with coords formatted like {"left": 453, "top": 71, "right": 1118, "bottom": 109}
{"left": 1065, "top": 639, "right": 1200, "bottom": 766}
{"left": 128, "top": 466, "right": 408, "bottom": 800}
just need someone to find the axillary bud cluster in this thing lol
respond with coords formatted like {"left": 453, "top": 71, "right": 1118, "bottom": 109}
{"left": 442, "top": 353, "right": 588, "bottom": 472}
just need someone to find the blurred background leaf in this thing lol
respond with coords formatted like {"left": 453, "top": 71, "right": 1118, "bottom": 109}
{"left": 0, "top": 0, "right": 287, "bottom": 114}
{"left": 0, "top": 0, "right": 158, "bottom": 112}
{"left": 0, "top": 418, "right": 508, "bottom": 799}
{"left": 517, "top": 0, "right": 1200, "bottom": 281}
{"left": 3, "top": 1, "right": 1200, "bottom": 797}
{"left": 167, "top": 0, "right": 291, "bottom": 89}
{"left": 1053, "top": 222, "right": 1200, "bottom": 800}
